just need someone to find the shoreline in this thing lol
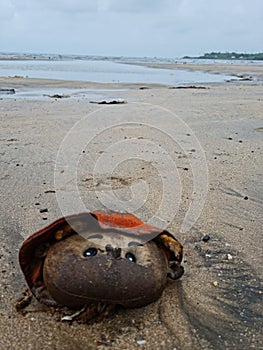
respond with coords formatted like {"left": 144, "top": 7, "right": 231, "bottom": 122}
{"left": 1, "top": 60, "right": 263, "bottom": 89}
{"left": 0, "top": 60, "right": 262, "bottom": 94}
{"left": 121, "top": 61, "right": 263, "bottom": 82}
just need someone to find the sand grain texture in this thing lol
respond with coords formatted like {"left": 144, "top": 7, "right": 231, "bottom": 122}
{"left": 0, "top": 65, "right": 262, "bottom": 349}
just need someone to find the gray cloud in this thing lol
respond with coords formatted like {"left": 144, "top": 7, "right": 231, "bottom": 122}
{"left": 30, "top": 0, "right": 97, "bottom": 13}
{"left": 0, "top": 0, "right": 262, "bottom": 57}
{"left": 108, "top": 0, "right": 176, "bottom": 13}
{"left": 0, "top": 0, "right": 16, "bottom": 20}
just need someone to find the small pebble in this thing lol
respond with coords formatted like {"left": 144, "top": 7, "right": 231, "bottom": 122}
{"left": 35, "top": 203, "right": 40, "bottom": 206}
{"left": 39, "top": 208, "right": 48, "bottom": 213}
{"left": 212, "top": 281, "right": 219, "bottom": 287}
{"left": 243, "top": 196, "right": 248, "bottom": 200}
{"left": 227, "top": 254, "right": 233, "bottom": 260}
{"left": 202, "top": 234, "right": 210, "bottom": 242}
{"left": 137, "top": 340, "right": 146, "bottom": 346}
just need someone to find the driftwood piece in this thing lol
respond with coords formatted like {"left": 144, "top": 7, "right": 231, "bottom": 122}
{"left": 168, "top": 85, "right": 208, "bottom": 89}
{"left": 90, "top": 99, "right": 127, "bottom": 105}
{"left": 0, "top": 88, "right": 16, "bottom": 94}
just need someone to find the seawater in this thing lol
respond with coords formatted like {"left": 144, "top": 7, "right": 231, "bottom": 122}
{"left": 0, "top": 55, "right": 235, "bottom": 85}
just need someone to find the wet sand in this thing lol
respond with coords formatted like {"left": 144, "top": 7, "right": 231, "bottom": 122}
{"left": 124, "top": 61, "right": 263, "bottom": 82}
{"left": 0, "top": 63, "right": 262, "bottom": 349}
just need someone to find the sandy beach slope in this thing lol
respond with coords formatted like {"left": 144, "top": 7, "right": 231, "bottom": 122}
{"left": 0, "top": 63, "right": 262, "bottom": 349}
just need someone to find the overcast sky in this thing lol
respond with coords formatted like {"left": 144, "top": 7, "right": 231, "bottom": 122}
{"left": 0, "top": 0, "right": 262, "bottom": 58}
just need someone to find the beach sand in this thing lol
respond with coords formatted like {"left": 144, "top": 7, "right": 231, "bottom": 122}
{"left": 0, "top": 63, "right": 262, "bottom": 349}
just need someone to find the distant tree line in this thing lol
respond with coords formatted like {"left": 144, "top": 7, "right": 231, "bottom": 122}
{"left": 183, "top": 52, "right": 263, "bottom": 60}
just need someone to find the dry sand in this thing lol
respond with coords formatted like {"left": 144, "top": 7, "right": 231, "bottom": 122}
{"left": 0, "top": 62, "right": 262, "bottom": 349}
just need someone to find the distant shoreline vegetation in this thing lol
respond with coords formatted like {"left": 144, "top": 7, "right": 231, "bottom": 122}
{"left": 183, "top": 52, "right": 263, "bottom": 61}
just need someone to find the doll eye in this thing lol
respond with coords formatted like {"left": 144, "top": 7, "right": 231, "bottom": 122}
{"left": 125, "top": 252, "right": 136, "bottom": 263}
{"left": 83, "top": 248, "right": 97, "bottom": 257}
